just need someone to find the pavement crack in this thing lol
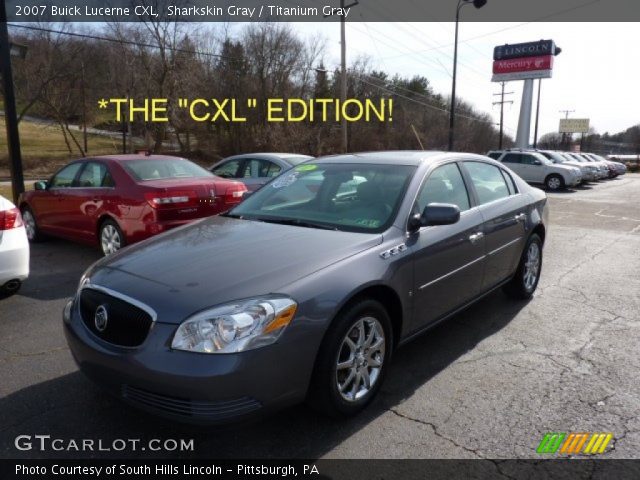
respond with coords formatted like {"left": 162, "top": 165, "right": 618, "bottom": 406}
{"left": 388, "top": 408, "right": 484, "bottom": 458}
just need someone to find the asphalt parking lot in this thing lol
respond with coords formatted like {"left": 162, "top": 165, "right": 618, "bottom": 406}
{"left": 1, "top": 174, "right": 639, "bottom": 459}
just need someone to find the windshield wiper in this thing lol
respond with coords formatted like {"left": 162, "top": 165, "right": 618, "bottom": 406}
{"left": 220, "top": 212, "right": 243, "bottom": 219}
{"left": 258, "top": 217, "right": 339, "bottom": 231}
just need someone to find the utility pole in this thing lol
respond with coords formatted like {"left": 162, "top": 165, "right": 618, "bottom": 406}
{"left": 533, "top": 79, "right": 542, "bottom": 149}
{"left": 326, "top": 1, "right": 358, "bottom": 153}
{"left": 81, "top": 61, "right": 88, "bottom": 154}
{"left": 0, "top": 3, "right": 25, "bottom": 204}
{"left": 559, "top": 109, "right": 574, "bottom": 151}
{"left": 493, "top": 82, "right": 513, "bottom": 149}
{"left": 339, "top": 0, "right": 347, "bottom": 153}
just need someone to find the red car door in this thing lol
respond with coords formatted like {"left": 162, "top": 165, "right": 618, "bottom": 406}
{"left": 69, "top": 161, "right": 114, "bottom": 241}
{"left": 35, "top": 162, "right": 84, "bottom": 234}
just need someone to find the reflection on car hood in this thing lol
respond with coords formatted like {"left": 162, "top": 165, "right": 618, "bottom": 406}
{"left": 87, "top": 216, "right": 382, "bottom": 324}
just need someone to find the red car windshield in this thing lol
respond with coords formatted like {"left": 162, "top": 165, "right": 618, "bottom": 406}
{"left": 123, "top": 158, "right": 213, "bottom": 181}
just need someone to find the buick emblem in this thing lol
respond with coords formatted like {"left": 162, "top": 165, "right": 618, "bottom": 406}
{"left": 94, "top": 305, "right": 109, "bottom": 332}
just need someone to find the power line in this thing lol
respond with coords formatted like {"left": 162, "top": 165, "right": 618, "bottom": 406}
{"left": 8, "top": 23, "right": 234, "bottom": 60}
{"left": 355, "top": 73, "right": 491, "bottom": 123}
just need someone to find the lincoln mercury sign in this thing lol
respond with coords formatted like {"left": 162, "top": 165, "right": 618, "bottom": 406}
{"left": 492, "top": 40, "right": 561, "bottom": 82}
{"left": 559, "top": 118, "right": 590, "bottom": 133}
{"left": 493, "top": 40, "right": 560, "bottom": 61}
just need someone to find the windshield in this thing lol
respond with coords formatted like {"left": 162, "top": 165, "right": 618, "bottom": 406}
{"left": 229, "top": 163, "right": 416, "bottom": 233}
{"left": 123, "top": 158, "right": 213, "bottom": 181}
{"left": 565, "top": 154, "right": 584, "bottom": 162}
{"left": 544, "top": 152, "right": 566, "bottom": 163}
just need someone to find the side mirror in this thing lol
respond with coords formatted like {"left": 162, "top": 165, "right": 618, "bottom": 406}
{"left": 34, "top": 180, "right": 48, "bottom": 190}
{"left": 409, "top": 203, "right": 460, "bottom": 232}
{"left": 533, "top": 159, "right": 542, "bottom": 165}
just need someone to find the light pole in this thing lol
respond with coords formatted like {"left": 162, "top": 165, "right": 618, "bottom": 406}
{"left": 448, "top": 0, "right": 487, "bottom": 151}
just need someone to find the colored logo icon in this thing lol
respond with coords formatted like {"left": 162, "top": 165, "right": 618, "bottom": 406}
{"left": 537, "top": 433, "right": 613, "bottom": 455}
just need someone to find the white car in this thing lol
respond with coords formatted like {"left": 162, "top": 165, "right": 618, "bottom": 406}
{"left": 0, "top": 195, "right": 29, "bottom": 296}
{"left": 538, "top": 150, "right": 598, "bottom": 182}
{"left": 565, "top": 153, "right": 608, "bottom": 180}
{"left": 487, "top": 150, "right": 582, "bottom": 191}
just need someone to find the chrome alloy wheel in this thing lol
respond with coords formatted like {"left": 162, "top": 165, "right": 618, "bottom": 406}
{"left": 100, "top": 224, "right": 122, "bottom": 255}
{"left": 523, "top": 242, "right": 541, "bottom": 291}
{"left": 335, "top": 316, "right": 385, "bottom": 402}
{"left": 22, "top": 210, "right": 36, "bottom": 240}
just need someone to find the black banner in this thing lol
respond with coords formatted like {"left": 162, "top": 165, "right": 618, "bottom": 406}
{"left": 3, "top": 460, "right": 640, "bottom": 480}
{"left": 5, "top": 0, "right": 640, "bottom": 22}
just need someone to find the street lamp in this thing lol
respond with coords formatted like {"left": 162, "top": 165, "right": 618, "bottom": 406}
{"left": 448, "top": 0, "right": 487, "bottom": 151}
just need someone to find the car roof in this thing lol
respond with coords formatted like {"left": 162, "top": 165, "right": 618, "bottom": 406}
{"left": 84, "top": 154, "right": 186, "bottom": 162}
{"left": 222, "top": 153, "right": 313, "bottom": 160}
{"left": 309, "top": 150, "right": 489, "bottom": 166}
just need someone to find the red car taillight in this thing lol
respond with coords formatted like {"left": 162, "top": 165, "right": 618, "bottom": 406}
{"left": 0, "top": 207, "right": 23, "bottom": 230}
{"left": 224, "top": 183, "right": 248, "bottom": 205}
{"left": 144, "top": 190, "right": 198, "bottom": 208}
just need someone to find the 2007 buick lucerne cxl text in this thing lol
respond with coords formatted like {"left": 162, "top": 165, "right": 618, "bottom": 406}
{"left": 63, "top": 151, "right": 548, "bottom": 423}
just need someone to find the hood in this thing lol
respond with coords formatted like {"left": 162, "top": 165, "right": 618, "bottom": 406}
{"left": 555, "top": 164, "right": 580, "bottom": 173}
{"left": 86, "top": 216, "right": 382, "bottom": 323}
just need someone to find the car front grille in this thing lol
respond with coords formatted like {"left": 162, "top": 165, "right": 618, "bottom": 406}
{"left": 121, "top": 385, "right": 262, "bottom": 419}
{"left": 79, "top": 288, "right": 153, "bottom": 347}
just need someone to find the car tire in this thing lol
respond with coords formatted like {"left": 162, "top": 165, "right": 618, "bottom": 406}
{"left": 20, "top": 206, "right": 44, "bottom": 242}
{"left": 0, "top": 279, "right": 22, "bottom": 298}
{"left": 545, "top": 174, "right": 564, "bottom": 191}
{"left": 503, "top": 233, "right": 543, "bottom": 300}
{"left": 307, "top": 298, "right": 392, "bottom": 418}
{"left": 99, "top": 219, "right": 126, "bottom": 256}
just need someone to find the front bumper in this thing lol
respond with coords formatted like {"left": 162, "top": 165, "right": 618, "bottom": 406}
{"left": 63, "top": 299, "right": 307, "bottom": 424}
{"left": 567, "top": 175, "right": 582, "bottom": 187}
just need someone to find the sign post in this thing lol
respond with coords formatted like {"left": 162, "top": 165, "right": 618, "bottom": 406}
{"left": 492, "top": 39, "right": 561, "bottom": 149}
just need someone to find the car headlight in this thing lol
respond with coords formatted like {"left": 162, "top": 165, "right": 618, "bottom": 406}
{"left": 171, "top": 296, "right": 297, "bottom": 354}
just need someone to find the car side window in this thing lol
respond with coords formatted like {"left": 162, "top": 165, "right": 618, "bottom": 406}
{"left": 464, "top": 162, "right": 511, "bottom": 205}
{"left": 521, "top": 154, "right": 539, "bottom": 165}
{"left": 77, "top": 162, "right": 111, "bottom": 188}
{"left": 212, "top": 160, "right": 242, "bottom": 178}
{"left": 244, "top": 159, "right": 282, "bottom": 179}
{"left": 50, "top": 163, "right": 83, "bottom": 188}
{"left": 415, "top": 163, "right": 470, "bottom": 213}
{"left": 501, "top": 153, "right": 522, "bottom": 164}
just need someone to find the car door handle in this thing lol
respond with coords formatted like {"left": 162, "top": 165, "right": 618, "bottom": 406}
{"left": 515, "top": 213, "right": 526, "bottom": 222}
{"left": 468, "top": 232, "right": 484, "bottom": 244}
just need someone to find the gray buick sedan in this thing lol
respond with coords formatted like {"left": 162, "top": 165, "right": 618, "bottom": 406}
{"left": 63, "top": 151, "right": 548, "bottom": 423}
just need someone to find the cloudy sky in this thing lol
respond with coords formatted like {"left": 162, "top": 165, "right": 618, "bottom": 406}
{"left": 288, "top": 22, "right": 639, "bottom": 142}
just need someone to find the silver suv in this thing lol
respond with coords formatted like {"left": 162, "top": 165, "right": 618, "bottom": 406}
{"left": 487, "top": 150, "right": 582, "bottom": 191}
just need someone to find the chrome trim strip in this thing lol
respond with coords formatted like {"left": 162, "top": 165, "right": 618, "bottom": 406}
{"left": 81, "top": 283, "right": 158, "bottom": 322}
{"left": 487, "top": 237, "right": 522, "bottom": 257}
{"left": 419, "top": 255, "right": 486, "bottom": 290}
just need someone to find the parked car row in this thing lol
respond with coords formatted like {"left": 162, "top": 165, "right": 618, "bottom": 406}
{"left": 486, "top": 149, "right": 626, "bottom": 191}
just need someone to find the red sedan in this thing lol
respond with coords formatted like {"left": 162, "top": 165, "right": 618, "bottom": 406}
{"left": 18, "top": 154, "right": 247, "bottom": 255}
